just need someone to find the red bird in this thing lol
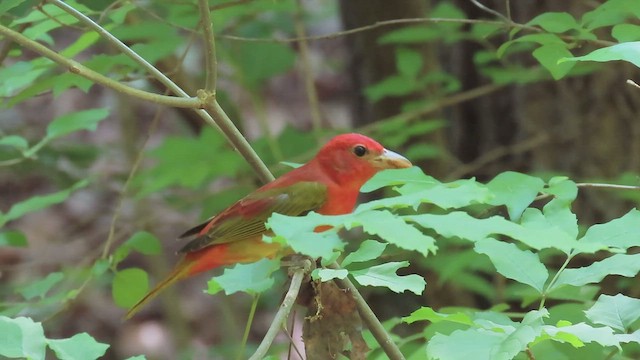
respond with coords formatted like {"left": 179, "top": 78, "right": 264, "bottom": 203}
{"left": 125, "top": 133, "right": 411, "bottom": 318}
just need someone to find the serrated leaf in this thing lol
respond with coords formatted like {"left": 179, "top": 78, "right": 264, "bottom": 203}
{"left": 112, "top": 268, "right": 149, "bottom": 308}
{"left": 312, "top": 268, "right": 348, "bottom": 281}
{"left": 474, "top": 238, "right": 548, "bottom": 293}
{"left": 0, "top": 230, "right": 28, "bottom": 247}
{"left": 47, "top": 333, "right": 109, "bottom": 360}
{"left": 361, "top": 166, "right": 436, "bottom": 193}
{"left": 267, "top": 213, "right": 344, "bottom": 259}
{"left": 487, "top": 171, "right": 545, "bottom": 220}
{"left": 207, "top": 259, "right": 279, "bottom": 295}
{"left": 361, "top": 178, "right": 492, "bottom": 213}
{"left": 428, "top": 328, "right": 515, "bottom": 360}
{"left": 1, "top": 179, "right": 89, "bottom": 227}
{"left": 560, "top": 42, "right": 640, "bottom": 69}
{"left": 585, "top": 294, "right": 640, "bottom": 332}
{"left": 342, "top": 240, "right": 387, "bottom": 267}
{"left": 409, "top": 210, "right": 576, "bottom": 254}
{"left": 46, "top": 108, "right": 109, "bottom": 139}
{"left": 527, "top": 12, "right": 580, "bottom": 33}
{"left": 552, "top": 253, "right": 640, "bottom": 290}
{"left": 348, "top": 210, "right": 436, "bottom": 256}
{"left": 543, "top": 322, "right": 621, "bottom": 349}
{"left": 575, "top": 209, "right": 640, "bottom": 254}
{"left": 350, "top": 261, "right": 425, "bottom": 295}
{"left": 403, "top": 307, "right": 473, "bottom": 325}
{"left": 18, "top": 272, "right": 64, "bottom": 300}
{"left": 0, "top": 316, "right": 46, "bottom": 360}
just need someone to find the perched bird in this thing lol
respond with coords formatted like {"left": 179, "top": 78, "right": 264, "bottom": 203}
{"left": 125, "top": 133, "right": 411, "bottom": 319}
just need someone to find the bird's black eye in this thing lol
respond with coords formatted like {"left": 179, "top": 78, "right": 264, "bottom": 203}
{"left": 353, "top": 145, "right": 367, "bottom": 157}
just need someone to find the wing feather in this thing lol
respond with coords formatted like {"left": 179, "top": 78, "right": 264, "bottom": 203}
{"left": 177, "top": 181, "right": 327, "bottom": 253}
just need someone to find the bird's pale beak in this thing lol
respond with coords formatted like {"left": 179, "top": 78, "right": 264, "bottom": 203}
{"left": 373, "top": 149, "right": 412, "bottom": 169}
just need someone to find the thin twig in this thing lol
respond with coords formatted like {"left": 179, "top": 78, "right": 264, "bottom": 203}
{"left": 198, "top": 0, "right": 217, "bottom": 92}
{"left": 248, "top": 266, "right": 307, "bottom": 360}
{"left": 627, "top": 79, "right": 640, "bottom": 90}
{"left": 470, "top": 0, "right": 512, "bottom": 23}
{"left": 576, "top": 183, "right": 640, "bottom": 191}
{"left": 329, "top": 262, "right": 406, "bottom": 360}
{"left": 293, "top": 0, "right": 323, "bottom": 139}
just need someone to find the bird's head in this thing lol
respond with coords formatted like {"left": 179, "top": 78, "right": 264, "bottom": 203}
{"left": 314, "top": 133, "right": 412, "bottom": 186}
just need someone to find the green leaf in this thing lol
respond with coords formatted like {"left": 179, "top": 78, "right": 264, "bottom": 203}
{"left": 267, "top": 213, "right": 344, "bottom": 260}
{"left": 612, "top": 24, "right": 640, "bottom": 42}
{"left": 47, "top": 333, "right": 109, "bottom": 360}
{"left": 0, "top": 316, "right": 46, "bottom": 360}
{"left": 581, "top": 0, "right": 640, "bottom": 30}
{"left": 312, "top": 268, "right": 348, "bottom": 282}
{"left": 0, "top": 135, "right": 29, "bottom": 151}
{"left": 112, "top": 268, "right": 149, "bottom": 308}
{"left": 497, "top": 33, "right": 565, "bottom": 58}
{"left": 46, "top": 108, "right": 109, "bottom": 139}
{"left": 533, "top": 43, "right": 576, "bottom": 80}
{"left": 474, "top": 238, "right": 548, "bottom": 293}
{"left": 207, "top": 259, "right": 279, "bottom": 295}
{"left": 18, "top": 272, "right": 64, "bottom": 300}
{"left": 527, "top": 12, "right": 580, "bottom": 33}
{"left": 487, "top": 171, "right": 545, "bottom": 220}
{"left": 361, "top": 166, "right": 436, "bottom": 193}
{"left": 428, "top": 328, "right": 522, "bottom": 360}
{"left": 396, "top": 48, "right": 422, "bottom": 78}
{"left": 342, "top": 240, "right": 387, "bottom": 267}
{"left": 403, "top": 307, "right": 473, "bottom": 325}
{"left": 228, "top": 42, "right": 296, "bottom": 89}
{"left": 365, "top": 75, "right": 421, "bottom": 102}
{"left": 0, "top": 230, "right": 27, "bottom": 247}
{"left": 0, "top": 0, "right": 26, "bottom": 14}
{"left": 585, "top": 294, "right": 640, "bottom": 332}
{"left": 125, "top": 231, "right": 161, "bottom": 255}
{"left": 560, "top": 42, "right": 640, "bottom": 69}
{"left": 542, "top": 322, "right": 621, "bottom": 349}
{"left": 348, "top": 210, "right": 437, "bottom": 256}
{"left": 575, "top": 209, "right": 640, "bottom": 254}
{"left": 0, "top": 179, "right": 89, "bottom": 227}
{"left": 350, "top": 261, "right": 425, "bottom": 295}
{"left": 552, "top": 253, "right": 640, "bottom": 290}
{"left": 136, "top": 128, "right": 247, "bottom": 195}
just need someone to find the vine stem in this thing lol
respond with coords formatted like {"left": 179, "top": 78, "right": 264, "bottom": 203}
{"left": 329, "top": 262, "right": 406, "bottom": 360}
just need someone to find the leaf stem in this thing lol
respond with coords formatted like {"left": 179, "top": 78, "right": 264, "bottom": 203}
{"left": 238, "top": 294, "right": 261, "bottom": 360}
{"left": 539, "top": 255, "right": 573, "bottom": 309}
{"left": 329, "top": 262, "right": 406, "bottom": 360}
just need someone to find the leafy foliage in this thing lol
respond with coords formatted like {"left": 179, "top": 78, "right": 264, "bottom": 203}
{"left": 1, "top": 0, "right": 640, "bottom": 359}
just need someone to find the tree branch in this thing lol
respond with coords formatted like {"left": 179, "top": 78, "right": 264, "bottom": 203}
{"left": 248, "top": 264, "right": 308, "bottom": 360}
{"left": 198, "top": 0, "right": 217, "bottom": 92}
{"left": 0, "top": 24, "right": 203, "bottom": 109}
{"left": 48, "top": 0, "right": 275, "bottom": 183}
{"left": 329, "top": 262, "right": 406, "bottom": 360}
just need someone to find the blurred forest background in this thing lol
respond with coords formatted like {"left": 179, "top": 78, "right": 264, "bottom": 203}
{"left": 1, "top": 0, "right": 640, "bottom": 359}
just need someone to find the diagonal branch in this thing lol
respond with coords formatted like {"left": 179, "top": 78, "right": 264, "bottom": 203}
{"left": 48, "top": 0, "right": 274, "bottom": 183}
{"left": 329, "top": 262, "right": 406, "bottom": 360}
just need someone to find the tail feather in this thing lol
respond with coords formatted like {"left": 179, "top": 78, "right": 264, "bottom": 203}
{"left": 124, "top": 261, "right": 193, "bottom": 320}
